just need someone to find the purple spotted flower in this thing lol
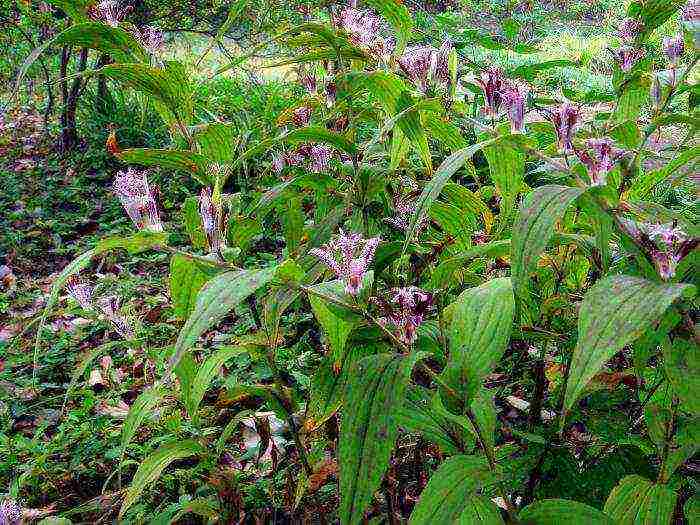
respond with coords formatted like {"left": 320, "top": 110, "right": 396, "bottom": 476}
{"left": 611, "top": 46, "right": 645, "bottom": 73}
{"left": 663, "top": 34, "right": 685, "bottom": 65}
{"left": 397, "top": 45, "right": 438, "bottom": 92}
{"left": 272, "top": 153, "right": 286, "bottom": 173}
{"left": 377, "top": 287, "right": 433, "bottom": 345}
{"left": 89, "top": 0, "right": 131, "bottom": 26}
{"left": 619, "top": 219, "right": 698, "bottom": 280}
{"left": 618, "top": 18, "right": 643, "bottom": 43}
{"left": 113, "top": 168, "right": 163, "bottom": 232}
{"left": 0, "top": 498, "right": 22, "bottom": 525}
{"left": 199, "top": 187, "right": 222, "bottom": 254}
{"left": 548, "top": 103, "right": 580, "bottom": 154}
{"left": 135, "top": 26, "right": 165, "bottom": 55}
{"left": 502, "top": 83, "right": 528, "bottom": 134}
{"left": 66, "top": 276, "right": 94, "bottom": 311}
{"left": 292, "top": 106, "right": 312, "bottom": 127}
{"left": 98, "top": 296, "right": 133, "bottom": 339}
{"left": 325, "top": 80, "right": 337, "bottom": 107}
{"left": 310, "top": 231, "right": 380, "bottom": 296}
{"left": 475, "top": 67, "right": 505, "bottom": 115}
{"left": 309, "top": 144, "right": 333, "bottom": 173}
{"left": 300, "top": 74, "right": 317, "bottom": 94}
{"left": 338, "top": 7, "right": 381, "bottom": 48}
{"left": 435, "top": 39, "right": 453, "bottom": 84}
{"left": 575, "top": 138, "right": 624, "bottom": 187}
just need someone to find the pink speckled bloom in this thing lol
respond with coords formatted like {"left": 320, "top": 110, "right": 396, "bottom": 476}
{"left": 199, "top": 187, "right": 222, "bottom": 254}
{"left": 113, "top": 168, "right": 163, "bottom": 232}
{"left": 475, "top": 67, "right": 505, "bottom": 115}
{"left": 310, "top": 231, "right": 380, "bottom": 296}
{"left": 548, "top": 103, "right": 580, "bottom": 154}
{"left": 90, "top": 0, "right": 131, "bottom": 26}
{"left": 575, "top": 138, "right": 624, "bottom": 187}
{"left": 502, "top": 83, "right": 528, "bottom": 134}
{"left": 66, "top": 276, "right": 94, "bottom": 311}
{"left": 662, "top": 34, "right": 685, "bottom": 65}
{"left": 377, "top": 287, "right": 433, "bottom": 345}
{"left": 611, "top": 46, "right": 645, "bottom": 73}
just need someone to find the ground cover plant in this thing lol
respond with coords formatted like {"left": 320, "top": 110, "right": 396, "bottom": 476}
{"left": 1, "top": 0, "right": 699, "bottom": 523}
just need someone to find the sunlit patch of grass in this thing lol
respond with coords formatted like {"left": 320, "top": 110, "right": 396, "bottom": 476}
{"left": 536, "top": 30, "right": 610, "bottom": 69}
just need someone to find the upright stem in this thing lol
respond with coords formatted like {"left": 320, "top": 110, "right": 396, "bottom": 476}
{"left": 465, "top": 409, "right": 518, "bottom": 523}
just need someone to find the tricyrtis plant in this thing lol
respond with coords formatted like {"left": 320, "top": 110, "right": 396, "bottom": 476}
{"left": 14, "top": 0, "right": 700, "bottom": 522}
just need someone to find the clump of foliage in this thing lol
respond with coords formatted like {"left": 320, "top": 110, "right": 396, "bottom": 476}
{"left": 2, "top": 0, "right": 699, "bottom": 523}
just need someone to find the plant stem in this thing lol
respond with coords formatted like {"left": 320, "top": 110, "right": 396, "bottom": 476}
{"left": 465, "top": 409, "right": 519, "bottom": 522}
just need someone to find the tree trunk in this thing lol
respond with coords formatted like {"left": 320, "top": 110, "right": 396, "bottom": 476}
{"left": 59, "top": 46, "right": 89, "bottom": 152}
{"left": 95, "top": 53, "right": 113, "bottom": 116}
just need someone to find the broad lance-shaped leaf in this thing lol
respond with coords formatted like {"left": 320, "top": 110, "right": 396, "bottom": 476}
{"left": 120, "top": 387, "right": 162, "bottom": 458}
{"left": 116, "top": 148, "right": 212, "bottom": 186}
{"left": 171, "top": 247, "right": 212, "bottom": 314}
{"left": 403, "top": 140, "right": 493, "bottom": 255}
{"left": 186, "top": 346, "right": 248, "bottom": 420}
{"left": 396, "top": 386, "right": 473, "bottom": 455}
{"left": 511, "top": 185, "right": 585, "bottom": 301}
{"left": 340, "top": 352, "right": 426, "bottom": 525}
{"left": 365, "top": 0, "right": 413, "bottom": 53}
{"left": 663, "top": 338, "right": 700, "bottom": 415}
{"left": 449, "top": 278, "right": 515, "bottom": 381}
{"left": 483, "top": 142, "right": 524, "bottom": 214}
{"left": 604, "top": 475, "right": 676, "bottom": 525}
{"left": 169, "top": 266, "right": 277, "bottom": 369}
{"left": 119, "top": 440, "right": 204, "bottom": 518}
{"left": 408, "top": 455, "right": 498, "bottom": 524}
{"left": 458, "top": 495, "right": 505, "bottom": 524}
{"left": 10, "top": 23, "right": 146, "bottom": 106}
{"left": 309, "top": 280, "right": 359, "bottom": 364}
{"left": 519, "top": 499, "right": 615, "bottom": 524}
{"left": 563, "top": 276, "right": 694, "bottom": 414}
{"left": 307, "top": 344, "right": 377, "bottom": 431}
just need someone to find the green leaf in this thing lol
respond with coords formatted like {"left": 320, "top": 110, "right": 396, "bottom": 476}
{"left": 564, "top": 276, "right": 694, "bottom": 414}
{"left": 408, "top": 455, "right": 497, "bottom": 524}
{"left": 186, "top": 346, "right": 248, "bottom": 420}
{"left": 12, "top": 22, "right": 145, "bottom": 102}
{"left": 339, "top": 352, "right": 426, "bottom": 525}
{"left": 458, "top": 495, "right": 505, "bottom": 524}
{"left": 604, "top": 475, "right": 657, "bottom": 524}
{"left": 116, "top": 148, "right": 212, "bottom": 186}
{"left": 96, "top": 231, "right": 168, "bottom": 255}
{"left": 483, "top": 141, "right": 525, "bottom": 213}
{"left": 169, "top": 266, "right": 277, "bottom": 369}
{"left": 511, "top": 60, "right": 577, "bottom": 81}
{"left": 628, "top": 147, "right": 700, "bottom": 200}
{"left": 660, "top": 416, "right": 700, "bottom": 481}
{"left": 194, "top": 122, "right": 239, "bottom": 164}
{"left": 182, "top": 197, "right": 207, "bottom": 249}
{"left": 309, "top": 281, "right": 359, "bottom": 363}
{"left": 99, "top": 62, "right": 193, "bottom": 126}
{"left": 365, "top": 0, "right": 413, "bottom": 53}
{"left": 430, "top": 201, "right": 474, "bottom": 251}
{"left": 511, "top": 185, "right": 585, "bottom": 301}
{"left": 120, "top": 387, "right": 162, "bottom": 458}
{"left": 663, "top": 338, "right": 700, "bottom": 415}
{"left": 644, "top": 402, "right": 672, "bottom": 452}
{"left": 520, "top": 499, "right": 615, "bottom": 524}
{"left": 119, "top": 440, "right": 204, "bottom": 518}
{"left": 629, "top": 0, "right": 685, "bottom": 39}
{"left": 397, "top": 386, "right": 471, "bottom": 454}
{"left": 283, "top": 126, "right": 356, "bottom": 156}
{"left": 307, "top": 344, "right": 377, "bottom": 431}
{"left": 684, "top": 495, "right": 700, "bottom": 523}
{"left": 34, "top": 249, "right": 95, "bottom": 355}
{"left": 281, "top": 195, "right": 305, "bottom": 254}
{"left": 227, "top": 215, "right": 261, "bottom": 252}
{"left": 421, "top": 112, "right": 468, "bottom": 151}
{"left": 403, "top": 141, "right": 492, "bottom": 254}
{"left": 428, "top": 240, "right": 511, "bottom": 290}
{"left": 449, "top": 278, "right": 515, "bottom": 382}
